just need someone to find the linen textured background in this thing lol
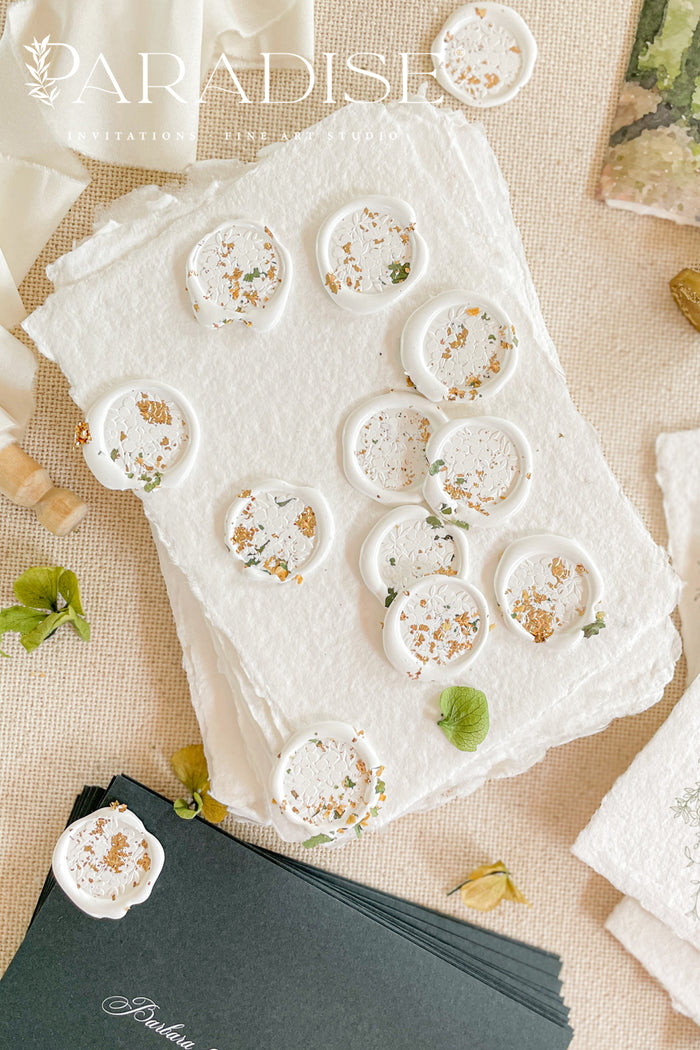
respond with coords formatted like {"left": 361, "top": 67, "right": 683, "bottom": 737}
{"left": 0, "top": 2, "right": 698, "bottom": 1047}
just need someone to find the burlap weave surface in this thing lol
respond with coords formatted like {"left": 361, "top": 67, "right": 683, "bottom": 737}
{"left": 1, "top": 1, "right": 699, "bottom": 1046}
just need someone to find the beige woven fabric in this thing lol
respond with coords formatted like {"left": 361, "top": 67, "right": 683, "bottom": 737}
{"left": 1, "top": 1, "right": 699, "bottom": 1046}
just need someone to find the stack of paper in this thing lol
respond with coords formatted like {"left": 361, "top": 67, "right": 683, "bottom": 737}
{"left": 23, "top": 101, "right": 680, "bottom": 838}
{"left": 0, "top": 775, "right": 574, "bottom": 1048}
{"left": 573, "top": 428, "right": 700, "bottom": 1027}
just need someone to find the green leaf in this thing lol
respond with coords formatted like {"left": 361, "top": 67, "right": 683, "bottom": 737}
{"left": 582, "top": 612, "right": 606, "bottom": 638}
{"left": 429, "top": 459, "right": 445, "bottom": 476}
{"left": 20, "top": 609, "right": 71, "bottom": 653}
{"left": 13, "top": 566, "right": 63, "bottom": 611}
{"left": 385, "top": 587, "right": 398, "bottom": 608}
{"left": 437, "top": 686, "right": 489, "bottom": 751}
{"left": 376, "top": 778, "right": 386, "bottom": 795}
{"left": 173, "top": 796, "right": 202, "bottom": 820}
{"left": 426, "top": 515, "right": 442, "bottom": 528}
{"left": 59, "top": 569, "right": 83, "bottom": 615}
{"left": 388, "top": 260, "right": 411, "bottom": 284}
{"left": 67, "top": 608, "right": 91, "bottom": 642}
{"left": 452, "top": 519, "right": 470, "bottom": 531}
{"left": 0, "top": 606, "right": 47, "bottom": 657}
{"left": 302, "top": 833, "right": 334, "bottom": 849}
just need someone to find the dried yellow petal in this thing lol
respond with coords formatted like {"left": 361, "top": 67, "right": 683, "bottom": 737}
{"left": 451, "top": 861, "right": 531, "bottom": 912}
{"left": 670, "top": 268, "right": 700, "bottom": 332}
{"left": 171, "top": 744, "right": 209, "bottom": 796}
{"left": 170, "top": 743, "right": 228, "bottom": 824}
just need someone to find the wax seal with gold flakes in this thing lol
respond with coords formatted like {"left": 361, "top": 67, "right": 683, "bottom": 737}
{"left": 81, "top": 380, "right": 199, "bottom": 493}
{"left": 186, "top": 219, "right": 292, "bottom": 332}
{"left": 670, "top": 268, "right": 700, "bottom": 332}
{"left": 316, "top": 196, "right": 428, "bottom": 314}
{"left": 400, "top": 290, "right": 519, "bottom": 403}
{"left": 359, "top": 504, "right": 469, "bottom": 604}
{"left": 383, "top": 574, "right": 490, "bottom": 681}
{"left": 424, "top": 416, "right": 532, "bottom": 527}
{"left": 432, "top": 3, "right": 537, "bottom": 108}
{"left": 224, "top": 479, "right": 334, "bottom": 584}
{"left": 269, "top": 722, "right": 385, "bottom": 846}
{"left": 51, "top": 803, "right": 165, "bottom": 919}
{"left": 342, "top": 392, "right": 447, "bottom": 504}
{"left": 494, "top": 534, "right": 603, "bottom": 648}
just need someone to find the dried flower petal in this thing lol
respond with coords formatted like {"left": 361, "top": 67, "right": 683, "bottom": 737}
{"left": 450, "top": 861, "right": 531, "bottom": 911}
{"left": 170, "top": 744, "right": 228, "bottom": 824}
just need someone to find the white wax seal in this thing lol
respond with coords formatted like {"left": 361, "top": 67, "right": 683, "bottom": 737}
{"left": 383, "top": 574, "right": 490, "bottom": 681}
{"left": 224, "top": 480, "right": 334, "bottom": 584}
{"left": 316, "top": 196, "right": 428, "bottom": 314}
{"left": 494, "top": 534, "right": 603, "bottom": 649}
{"left": 269, "top": 722, "right": 386, "bottom": 846}
{"left": 400, "top": 290, "right": 518, "bottom": 402}
{"left": 432, "top": 3, "right": 537, "bottom": 108}
{"left": 342, "top": 392, "right": 447, "bottom": 503}
{"left": 186, "top": 219, "right": 292, "bottom": 331}
{"left": 52, "top": 803, "right": 164, "bottom": 920}
{"left": 424, "top": 416, "right": 532, "bottom": 527}
{"left": 359, "top": 505, "right": 469, "bottom": 605}
{"left": 82, "top": 380, "right": 199, "bottom": 493}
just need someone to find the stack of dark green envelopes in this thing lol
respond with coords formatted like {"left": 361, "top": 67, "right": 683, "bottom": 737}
{"left": 0, "top": 776, "right": 573, "bottom": 1049}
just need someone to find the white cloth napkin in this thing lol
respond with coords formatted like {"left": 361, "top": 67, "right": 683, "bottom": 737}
{"left": 2, "top": 0, "right": 315, "bottom": 173}
{"left": 0, "top": 13, "right": 89, "bottom": 326}
{"left": 573, "top": 428, "right": 700, "bottom": 1028}
{"left": 23, "top": 101, "right": 680, "bottom": 835}
{"left": 0, "top": 325, "right": 37, "bottom": 454}
{"left": 202, "top": 0, "right": 314, "bottom": 72}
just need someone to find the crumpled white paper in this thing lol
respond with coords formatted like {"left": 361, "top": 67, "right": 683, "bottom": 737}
{"left": 23, "top": 101, "right": 680, "bottom": 836}
{"left": 573, "top": 429, "right": 700, "bottom": 1028}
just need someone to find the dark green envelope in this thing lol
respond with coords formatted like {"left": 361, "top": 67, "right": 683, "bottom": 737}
{"left": 0, "top": 775, "right": 573, "bottom": 1049}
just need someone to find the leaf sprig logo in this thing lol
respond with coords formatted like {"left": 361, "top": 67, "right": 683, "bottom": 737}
{"left": 24, "top": 34, "right": 59, "bottom": 107}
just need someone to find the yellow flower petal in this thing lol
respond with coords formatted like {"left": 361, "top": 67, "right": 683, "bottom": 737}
{"left": 456, "top": 861, "right": 531, "bottom": 912}
{"left": 170, "top": 744, "right": 210, "bottom": 796}
{"left": 201, "top": 791, "right": 228, "bottom": 825}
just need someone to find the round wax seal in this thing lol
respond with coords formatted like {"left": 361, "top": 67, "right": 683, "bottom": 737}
{"left": 400, "top": 290, "right": 518, "bottom": 402}
{"left": 82, "top": 380, "right": 199, "bottom": 493}
{"left": 342, "top": 392, "right": 447, "bottom": 504}
{"left": 224, "top": 480, "right": 334, "bottom": 584}
{"left": 359, "top": 504, "right": 469, "bottom": 604}
{"left": 51, "top": 803, "right": 164, "bottom": 920}
{"left": 269, "top": 722, "right": 385, "bottom": 846}
{"left": 424, "top": 416, "right": 532, "bottom": 527}
{"left": 494, "top": 534, "right": 603, "bottom": 648}
{"left": 316, "top": 196, "right": 428, "bottom": 314}
{"left": 383, "top": 574, "right": 490, "bottom": 681}
{"left": 432, "top": 3, "right": 537, "bottom": 108}
{"left": 186, "top": 219, "right": 292, "bottom": 331}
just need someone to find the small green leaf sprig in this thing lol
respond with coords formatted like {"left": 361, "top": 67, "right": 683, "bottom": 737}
{"left": 582, "top": 611, "right": 606, "bottom": 638}
{"left": 437, "top": 686, "right": 489, "bottom": 751}
{"left": 0, "top": 566, "right": 90, "bottom": 656}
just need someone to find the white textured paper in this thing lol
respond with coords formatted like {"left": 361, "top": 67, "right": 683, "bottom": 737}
{"left": 606, "top": 898, "right": 700, "bottom": 1026}
{"left": 574, "top": 673, "right": 700, "bottom": 952}
{"left": 24, "top": 102, "right": 680, "bottom": 830}
{"left": 657, "top": 429, "right": 700, "bottom": 680}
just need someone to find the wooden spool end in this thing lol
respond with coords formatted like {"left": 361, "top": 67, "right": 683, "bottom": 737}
{"left": 36, "top": 488, "right": 88, "bottom": 537}
{"left": 0, "top": 442, "right": 88, "bottom": 536}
